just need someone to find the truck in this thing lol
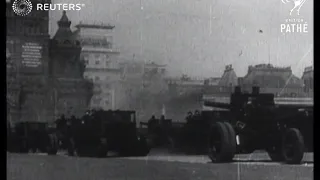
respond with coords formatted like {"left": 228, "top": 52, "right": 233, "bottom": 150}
{"left": 205, "top": 86, "right": 313, "bottom": 164}
{"left": 7, "top": 121, "right": 59, "bottom": 155}
{"left": 58, "top": 110, "right": 151, "bottom": 157}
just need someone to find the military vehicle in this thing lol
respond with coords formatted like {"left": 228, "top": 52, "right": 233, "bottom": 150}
{"left": 139, "top": 112, "right": 214, "bottom": 154}
{"left": 7, "top": 122, "right": 59, "bottom": 155}
{"left": 205, "top": 86, "right": 313, "bottom": 164}
{"left": 139, "top": 116, "right": 183, "bottom": 151}
{"left": 60, "top": 110, "right": 150, "bottom": 157}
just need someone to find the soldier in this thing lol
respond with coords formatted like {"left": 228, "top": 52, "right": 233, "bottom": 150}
{"left": 56, "top": 114, "right": 67, "bottom": 131}
{"left": 148, "top": 115, "right": 157, "bottom": 133}
{"left": 194, "top": 110, "right": 200, "bottom": 117}
{"left": 160, "top": 115, "right": 165, "bottom": 122}
{"left": 149, "top": 115, "right": 156, "bottom": 123}
{"left": 186, "top": 111, "right": 193, "bottom": 123}
{"left": 69, "top": 115, "right": 77, "bottom": 125}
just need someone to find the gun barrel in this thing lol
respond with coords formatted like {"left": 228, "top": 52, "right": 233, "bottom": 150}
{"left": 276, "top": 103, "right": 313, "bottom": 110}
{"left": 203, "top": 101, "right": 231, "bottom": 109}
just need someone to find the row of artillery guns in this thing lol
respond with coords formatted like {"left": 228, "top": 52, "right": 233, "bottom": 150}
{"left": 7, "top": 109, "right": 151, "bottom": 158}
{"left": 139, "top": 86, "right": 313, "bottom": 164}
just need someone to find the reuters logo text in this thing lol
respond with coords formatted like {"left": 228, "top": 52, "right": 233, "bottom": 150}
{"left": 12, "top": 0, "right": 85, "bottom": 16}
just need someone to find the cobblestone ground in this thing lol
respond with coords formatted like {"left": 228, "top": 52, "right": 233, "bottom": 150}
{"left": 7, "top": 152, "right": 313, "bottom": 180}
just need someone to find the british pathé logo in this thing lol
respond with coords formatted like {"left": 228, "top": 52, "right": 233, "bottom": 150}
{"left": 281, "top": 0, "right": 307, "bottom": 16}
{"left": 12, "top": 0, "right": 32, "bottom": 16}
{"left": 280, "top": 0, "right": 308, "bottom": 33}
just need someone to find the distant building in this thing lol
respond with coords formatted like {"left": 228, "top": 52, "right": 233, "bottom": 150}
{"left": 202, "top": 65, "right": 237, "bottom": 96}
{"left": 166, "top": 75, "right": 204, "bottom": 96}
{"left": 6, "top": 0, "right": 51, "bottom": 124}
{"left": 218, "top": 65, "right": 238, "bottom": 87}
{"left": 202, "top": 63, "right": 308, "bottom": 110}
{"left": 241, "top": 64, "right": 304, "bottom": 96}
{"left": 142, "top": 62, "right": 167, "bottom": 92}
{"left": 117, "top": 61, "right": 167, "bottom": 112}
{"left": 301, "top": 66, "right": 313, "bottom": 97}
{"left": 48, "top": 11, "right": 93, "bottom": 120}
{"left": 204, "top": 77, "right": 221, "bottom": 86}
{"left": 73, "top": 23, "right": 120, "bottom": 110}
{"left": 162, "top": 75, "right": 204, "bottom": 121}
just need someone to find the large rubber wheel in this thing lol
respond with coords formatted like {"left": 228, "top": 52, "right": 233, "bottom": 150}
{"left": 282, "top": 128, "right": 305, "bottom": 164}
{"left": 76, "top": 147, "right": 87, "bottom": 157}
{"left": 67, "top": 138, "right": 75, "bottom": 156}
{"left": 223, "top": 122, "right": 236, "bottom": 160}
{"left": 267, "top": 146, "right": 284, "bottom": 162}
{"left": 96, "top": 138, "right": 108, "bottom": 158}
{"left": 135, "top": 136, "right": 150, "bottom": 156}
{"left": 208, "top": 122, "right": 234, "bottom": 163}
{"left": 47, "top": 134, "right": 58, "bottom": 155}
{"left": 167, "top": 136, "right": 178, "bottom": 153}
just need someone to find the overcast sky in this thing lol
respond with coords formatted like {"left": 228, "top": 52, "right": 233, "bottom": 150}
{"left": 49, "top": 0, "right": 313, "bottom": 78}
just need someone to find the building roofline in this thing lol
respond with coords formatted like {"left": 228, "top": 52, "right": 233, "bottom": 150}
{"left": 75, "top": 23, "right": 115, "bottom": 30}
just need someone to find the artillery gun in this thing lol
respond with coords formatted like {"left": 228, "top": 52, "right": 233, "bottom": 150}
{"left": 7, "top": 122, "right": 59, "bottom": 155}
{"left": 205, "top": 86, "right": 313, "bottom": 164}
{"left": 139, "top": 113, "right": 215, "bottom": 154}
{"left": 139, "top": 116, "right": 186, "bottom": 152}
{"left": 59, "top": 110, "right": 150, "bottom": 157}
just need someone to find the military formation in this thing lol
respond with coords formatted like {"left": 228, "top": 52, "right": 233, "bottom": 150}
{"left": 7, "top": 86, "right": 313, "bottom": 164}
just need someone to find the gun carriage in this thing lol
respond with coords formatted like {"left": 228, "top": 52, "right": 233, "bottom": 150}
{"left": 57, "top": 110, "right": 150, "bottom": 157}
{"left": 205, "top": 86, "right": 313, "bottom": 164}
{"left": 7, "top": 121, "right": 59, "bottom": 155}
{"left": 139, "top": 113, "right": 214, "bottom": 154}
{"left": 139, "top": 116, "right": 179, "bottom": 149}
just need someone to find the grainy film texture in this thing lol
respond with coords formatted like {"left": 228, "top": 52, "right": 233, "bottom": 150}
{"left": 6, "top": 0, "right": 313, "bottom": 179}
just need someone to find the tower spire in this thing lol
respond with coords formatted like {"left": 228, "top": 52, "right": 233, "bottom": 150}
{"left": 53, "top": 11, "right": 73, "bottom": 40}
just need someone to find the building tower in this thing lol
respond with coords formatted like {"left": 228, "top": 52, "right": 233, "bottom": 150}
{"left": 6, "top": 0, "right": 51, "bottom": 124}
{"left": 218, "top": 65, "right": 238, "bottom": 87}
{"left": 48, "top": 11, "right": 93, "bottom": 120}
{"left": 73, "top": 23, "right": 120, "bottom": 110}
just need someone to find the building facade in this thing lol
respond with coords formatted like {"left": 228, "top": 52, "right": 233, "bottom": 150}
{"left": 116, "top": 61, "right": 168, "bottom": 120}
{"left": 48, "top": 11, "right": 93, "bottom": 120}
{"left": 164, "top": 75, "right": 205, "bottom": 121}
{"left": 73, "top": 23, "right": 120, "bottom": 110}
{"left": 240, "top": 64, "right": 305, "bottom": 97}
{"left": 6, "top": 0, "right": 51, "bottom": 124}
{"left": 301, "top": 66, "right": 313, "bottom": 97}
{"left": 218, "top": 65, "right": 238, "bottom": 87}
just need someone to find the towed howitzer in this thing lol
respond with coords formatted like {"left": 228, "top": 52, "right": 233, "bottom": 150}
{"left": 63, "top": 110, "right": 150, "bottom": 157}
{"left": 204, "top": 86, "right": 313, "bottom": 111}
{"left": 205, "top": 86, "right": 313, "bottom": 164}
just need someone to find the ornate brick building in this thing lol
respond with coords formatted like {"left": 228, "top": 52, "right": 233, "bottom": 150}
{"left": 47, "top": 11, "right": 93, "bottom": 120}
{"left": 6, "top": 0, "right": 51, "bottom": 123}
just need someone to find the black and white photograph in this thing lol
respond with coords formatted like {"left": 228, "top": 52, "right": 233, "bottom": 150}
{"left": 6, "top": 0, "right": 313, "bottom": 179}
